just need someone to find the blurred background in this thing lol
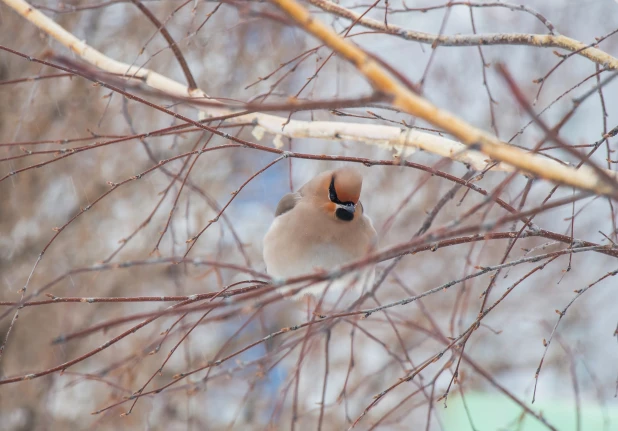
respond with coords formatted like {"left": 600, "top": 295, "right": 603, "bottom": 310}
{"left": 1, "top": 0, "right": 617, "bottom": 429}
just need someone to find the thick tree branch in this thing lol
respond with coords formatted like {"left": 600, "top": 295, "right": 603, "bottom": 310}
{"left": 268, "top": 0, "right": 618, "bottom": 197}
{"left": 307, "top": 0, "right": 618, "bottom": 71}
{"left": 4, "top": 0, "right": 618, "bottom": 195}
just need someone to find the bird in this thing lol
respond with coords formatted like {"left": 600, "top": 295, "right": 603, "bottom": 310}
{"left": 263, "top": 166, "right": 378, "bottom": 308}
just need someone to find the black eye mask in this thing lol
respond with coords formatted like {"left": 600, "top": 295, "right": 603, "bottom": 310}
{"left": 328, "top": 177, "right": 355, "bottom": 206}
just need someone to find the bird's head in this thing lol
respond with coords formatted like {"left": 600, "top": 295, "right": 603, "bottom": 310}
{"left": 315, "top": 167, "right": 363, "bottom": 222}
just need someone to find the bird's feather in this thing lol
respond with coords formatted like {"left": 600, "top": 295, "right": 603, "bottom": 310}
{"left": 274, "top": 192, "right": 301, "bottom": 217}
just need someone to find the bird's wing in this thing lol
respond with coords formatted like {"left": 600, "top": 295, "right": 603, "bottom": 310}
{"left": 274, "top": 192, "right": 301, "bottom": 217}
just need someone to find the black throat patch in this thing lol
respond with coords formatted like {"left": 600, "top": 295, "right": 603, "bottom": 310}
{"left": 335, "top": 207, "right": 354, "bottom": 221}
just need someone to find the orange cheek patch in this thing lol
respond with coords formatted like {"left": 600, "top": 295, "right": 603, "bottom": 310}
{"left": 323, "top": 202, "right": 337, "bottom": 215}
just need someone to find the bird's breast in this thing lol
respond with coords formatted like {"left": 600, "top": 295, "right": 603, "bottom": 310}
{"left": 267, "top": 227, "right": 356, "bottom": 275}
{"left": 263, "top": 204, "right": 376, "bottom": 279}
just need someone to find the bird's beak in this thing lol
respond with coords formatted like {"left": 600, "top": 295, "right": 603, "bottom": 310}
{"left": 337, "top": 203, "right": 356, "bottom": 215}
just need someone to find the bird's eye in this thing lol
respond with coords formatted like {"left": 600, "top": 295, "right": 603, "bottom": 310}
{"left": 329, "top": 176, "right": 338, "bottom": 203}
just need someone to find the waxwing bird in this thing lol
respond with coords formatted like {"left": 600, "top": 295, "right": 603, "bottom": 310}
{"left": 263, "top": 167, "right": 378, "bottom": 303}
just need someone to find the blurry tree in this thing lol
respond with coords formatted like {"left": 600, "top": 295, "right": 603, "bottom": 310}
{"left": 0, "top": 0, "right": 617, "bottom": 430}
